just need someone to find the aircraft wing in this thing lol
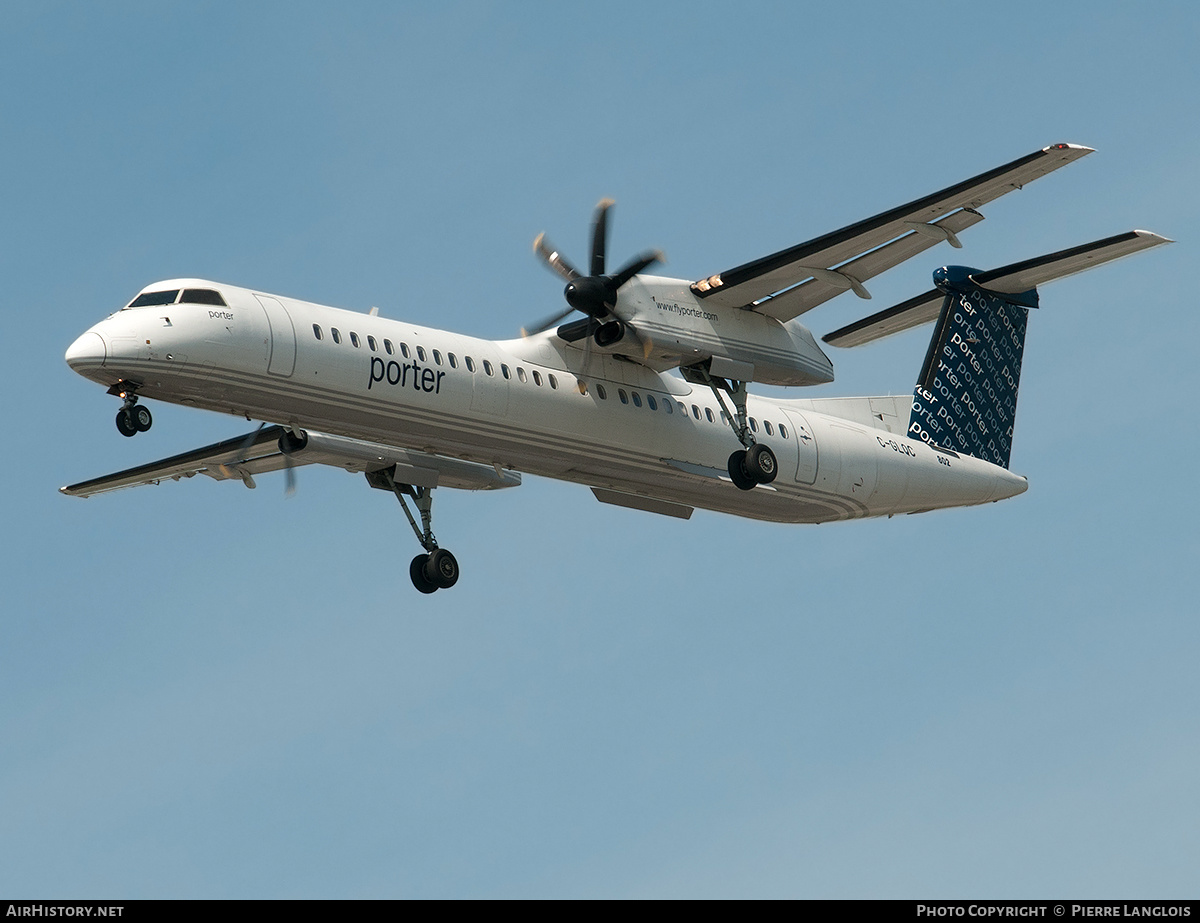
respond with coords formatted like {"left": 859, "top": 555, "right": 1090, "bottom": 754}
{"left": 61, "top": 425, "right": 521, "bottom": 497}
{"left": 822, "top": 230, "right": 1172, "bottom": 348}
{"left": 690, "top": 143, "right": 1093, "bottom": 321}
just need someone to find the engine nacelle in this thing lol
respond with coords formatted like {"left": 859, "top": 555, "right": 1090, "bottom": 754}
{"left": 609, "top": 275, "right": 835, "bottom": 386}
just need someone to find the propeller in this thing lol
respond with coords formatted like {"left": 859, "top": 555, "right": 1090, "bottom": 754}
{"left": 216, "top": 423, "right": 266, "bottom": 488}
{"left": 215, "top": 422, "right": 302, "bottom": 497}
{"left": 524, "top": 199, "right": 664, "bottom": 339}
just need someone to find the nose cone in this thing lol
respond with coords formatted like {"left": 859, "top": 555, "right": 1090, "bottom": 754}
{"left": 65, "top": 331, "right": 106, "bottom": 372}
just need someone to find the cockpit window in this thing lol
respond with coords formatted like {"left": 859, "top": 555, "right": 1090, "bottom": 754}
{"left": 127, "top": 290, "right": 179, "bottom": 308}
{"left": 180, "top": 288, "right": 227, "bottom": 306}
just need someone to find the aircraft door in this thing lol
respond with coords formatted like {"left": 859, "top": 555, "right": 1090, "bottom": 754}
{"left": 469, "top": 351, "right": 510, "bottom": 417}
{"left": 253, "top": 294, "right": 296, "bottom": 377}
{"left": 782, "top": 409, "right": 818, "bottom": 484}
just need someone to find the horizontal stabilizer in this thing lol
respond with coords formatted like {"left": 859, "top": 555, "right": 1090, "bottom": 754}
{"left": 823, "top": 230, "right": 1171, "bottom": 347}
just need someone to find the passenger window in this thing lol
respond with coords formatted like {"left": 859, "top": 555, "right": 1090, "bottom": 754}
{"left": 721, "top": 411, "right": 728, "bottom": 425}
{"left": 417, "top": 346, "right": 426, "bottom": 361}
{"left": 764, "top": 420, "right": 774, "bottom": 436}
{"left": 705, "top": 408, "right": 714, "bottom": 423}
{"left": 483, "top": 360, "right": 494, "bottom": 376}
{"left": 664, "top": 399, "right": 672, "bottom": 414}
{"left": 619, "top": 389, "right": 629, "bottom": 404}
{"left": 368, "top": 335, "right": 377, "bottom": 351}
{"left": 533, "top": 370, "right": 542, "bottom": 386}
{"left": 749, "top": 417, "right": 758, "bottom": 432}
{"left": 448, "top": 353, "right": 458, "bottom": 369}
{"left": 647, "top": 394, "right": 657, "bottom": 410}
{"left": 312, "top": 324, "right": 323, "bottom": 340}
{"left": 332, "top": 328, "right": 342, "bottom": 344}
{"left": 465, "top": 356, "right": 475, "bottom": 372}
{"left": 548, "top": 374, "right": 558, "bottom": 389}
{"left": 632, "top": 391, "right": 642, "bottom": 408}
{"left": 384, "top": 339, "right": 394, "bottom": 355}
{"left": 350, "top": 332, "right": 360, "bottom": 348}
{"left": 433, "top": 349, "right": 442, "bottom": 365}
{"left": 517, "top": 367, "right": 527, "bottom": 383}
{"left": 501, "top": 364, "right": 511, "bottom": 380}
{"left": 780, "top": 424, "right": 789, "bottom": 439}
{"left": 401, "top": 343, "right": 410, "bottom": 359}
{"left": 692, "top": 405, "right": 700, "bottom": 420}
{"left": 596, "top": 383, "right": 606, "bottom": 399}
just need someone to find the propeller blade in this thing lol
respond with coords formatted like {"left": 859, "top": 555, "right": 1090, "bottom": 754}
{"left": 577, "top": 320, "right": 596, "bottom": 393}
{"left": 533, "top": 233, "right": 581, "bottom": 283}
{"left": 216, "top": 422, "right": 266, "bottom": 482}
{"left": 521, "top": 304, "right": 577, "bottom": 338}
{"left": 590, "top": 198, "right": 614, "bottom": 277}
{"left": 284, "top": 454, "right": 297, "bottom": 498}
{"left": 610, "top": 249, "right": 664, "bottom": 290}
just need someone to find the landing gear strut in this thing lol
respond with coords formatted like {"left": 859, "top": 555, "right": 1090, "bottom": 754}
{"left": 368, "top": 466, "right": 460, "bottom": 594}
{"left": 691, "top": 365, "right": 777, "bottom": 491}
{"left": 110, "top": 384, "right": 152, "bottom": 437}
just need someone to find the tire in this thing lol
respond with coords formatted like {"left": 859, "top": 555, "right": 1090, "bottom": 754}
{"left": 424, "top": 548, "right": 459, "bottom": 590}
{"left": 727, "top": 450, "right": 757, "bottom": 491}
{"left": 116, "top": 409, "right": 138, "bottom": 437}
{"left": 744, "top": 443, "right": 777, "bottom": 483}
{"left": 132, "top": 405, "right": 153, "bottom": 432}
{"left": 409, "top": 554, "right": 439, "bottom": 594}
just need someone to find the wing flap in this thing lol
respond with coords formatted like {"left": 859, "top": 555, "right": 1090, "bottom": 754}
{"left": 754, "top": 208, "right": 984, "bottom": 320}
{"left": 692, "top": 143, "right": 1092, "bottom": 318}
{"left": 61, "top": 426, "right": 292, "bottom": 496}
{"left": 62, "top": 426, "right": 522, "bottom": 498}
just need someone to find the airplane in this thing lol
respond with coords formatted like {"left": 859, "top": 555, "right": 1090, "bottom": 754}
{"left": 62, "top": 143, "right": 1170, "bottom": 593}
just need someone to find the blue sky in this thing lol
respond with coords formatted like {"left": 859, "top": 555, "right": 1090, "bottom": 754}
{"left": 3, "top": 1, "right": 1197, "bottom": 898}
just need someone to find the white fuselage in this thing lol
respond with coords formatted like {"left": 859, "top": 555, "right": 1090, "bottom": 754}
{"left": 65, "top": 279, "right": 1028, "bottom": 522}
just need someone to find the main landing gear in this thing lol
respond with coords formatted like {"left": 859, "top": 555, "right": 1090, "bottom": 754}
{"left": 689, "top": 365, "right": 777, "bottom": 492}
{"left": 367, "top": 466, "right": 460, "bottom": 594}
{"left": 110, "top": 383, "right": 152, "bottom": 437}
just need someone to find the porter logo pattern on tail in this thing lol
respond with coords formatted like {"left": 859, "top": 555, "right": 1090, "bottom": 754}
{"left": 908, "top": 269, "right": 1034, "bottom": 469}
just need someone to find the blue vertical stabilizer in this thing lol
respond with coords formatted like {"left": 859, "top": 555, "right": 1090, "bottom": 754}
{"left": 907, "top": 267, "right": 1037, "bottom": 468}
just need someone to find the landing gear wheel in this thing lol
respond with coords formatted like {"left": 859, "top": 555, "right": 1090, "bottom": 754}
{"left": 744, "top": 443, "right": 777, "bottom": 483}
{"left": 410, "top": 554, "right": 439, "bottom": 594}
{"left": 132, "top": 405, "right": 153, "bottom": 432}
{"left": 728, "top": 450, "right": 757, "bottom": 491}
{"left": 116, "top": 408, "right": 138, "bottom": 437}
{"left": 424, "top": 548, "right": 460, "bottom": 590}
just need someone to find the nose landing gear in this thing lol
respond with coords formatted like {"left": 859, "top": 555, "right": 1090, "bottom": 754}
{"left": 110, "top": 384, "right": 152, "bottom": 437}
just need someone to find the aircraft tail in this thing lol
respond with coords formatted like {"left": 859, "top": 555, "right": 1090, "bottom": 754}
{"left": 822, "top": 231, "right": 1171, "bottom": 468}
{"left": 908, "top": 270, "right": 1032, "bottom": 468}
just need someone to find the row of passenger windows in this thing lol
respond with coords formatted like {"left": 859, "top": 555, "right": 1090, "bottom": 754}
{"left": 595, "top": 383, "right": 788, "bottom": 437}
{"left": 312, "top": 323, "right": 562, "bottom": 388}
{"left": 309, "top": 322, "right": 788, "bottom": 438}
